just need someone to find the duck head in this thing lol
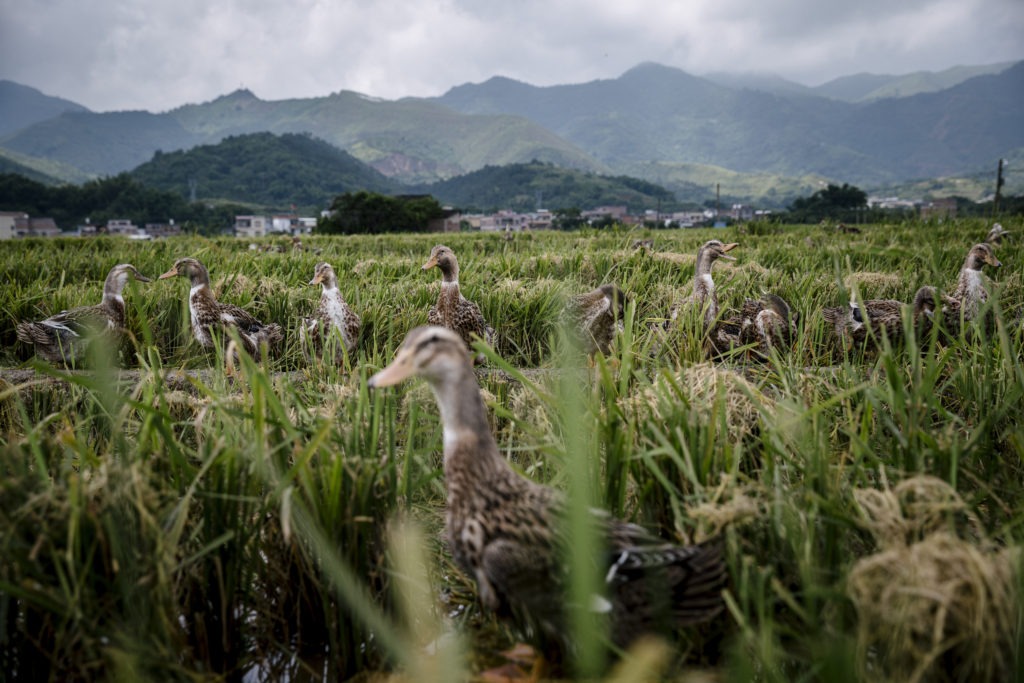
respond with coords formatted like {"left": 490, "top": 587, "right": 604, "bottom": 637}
{"left": 104, "top": 263, "right": 151, "bottom": 297}
{"left": 158, "top": 257, "right": 210, "bottom": 286}
{"left": 695, "top": 240, "right": 739, "bottom": 274}
{"left": 422, "top": 245, "right": 459, "bottom": 282}
{"left": 964, "top": 243, "right": 1002, "bottom": 271}
{"left": 368, "top": 326, "right": 470, "bottom": 389}
{"left": 309, "top": 262, "right": 338, "bottom": 288}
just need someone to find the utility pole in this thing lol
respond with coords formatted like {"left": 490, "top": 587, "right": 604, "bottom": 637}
{"left": 993, "top": 159, "right": 1005, "bottom": 216}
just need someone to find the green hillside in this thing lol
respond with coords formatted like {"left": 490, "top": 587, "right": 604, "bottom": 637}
{"left": 2, "top": 60, "right": 1021, "bottom": 194}
{"left": 0, "top": 148, "right": 93, "bottom": 185}
{"left": 0, "top": 80, "right": 89, "bottom": 137}
{"left": 437, "top": 61, "right": 1024, "bottom": 186}
{"left": 412, "top": 161, "right": 678, "bottom": 212}
{"left": 621, "top": 160, "right": 827, "bottom": 208}
{"left": 130, "top": 132, "right": 399, "bottom": 211}
{"left": 0, "top": 110, "right": 200, "bottom": 176}
{"left": 814, "top": 62, "right": 1017, "bottom": 102}
{"left": 168, "top": 89, "right": 608, "bottom": 183}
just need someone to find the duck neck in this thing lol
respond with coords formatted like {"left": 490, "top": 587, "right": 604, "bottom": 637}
{"left": 188, "top": 267, "right": 212, "bottom": 298}
{"left": 693, "top": 254, "right": 718, "bottom": 326}
{"left": 439, "top": 261, "right": 459, "bottom": 285}
{"left": 428, "top": 365, "right": 507, "bottom": 482}
{"left": 102, "top": 272, "right": 127, "bottom": 305}
{"left": 953, "top": 264, "right": 986, "bottom": 307}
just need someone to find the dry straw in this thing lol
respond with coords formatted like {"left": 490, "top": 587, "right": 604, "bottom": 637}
{"left": 847, "top": 475, "right": 1019, "bottom": 682}
{"left": 631, "top": 363, "right": 771, "bottom": 439}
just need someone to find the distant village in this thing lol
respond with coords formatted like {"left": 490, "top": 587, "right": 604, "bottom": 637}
{"left": 0, "top": 196, "right": 958, "bottom": 239}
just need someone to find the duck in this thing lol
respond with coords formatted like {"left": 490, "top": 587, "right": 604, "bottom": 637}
{"left": 368, "top": 326, "right": 726, "bottom": 659}
{"left": 300, "top": 262, "right": 361, "bottom": 363}
{"left": 668, "top": 240, "right": 792, "bottom": 359}
{"left": 985, "top": 223, "right": 1009, "bottom": 246}
{"left": 918, "top": 242, "right": 1003, "bottom": 335}
{"left": 16, "top": 263, "right": 151, "bottom": 365}
{"left": 668, "top": 239, "right": 739, "bottom": 334}
{"left": 422, "top": 244, "right": 495, "bottom": 364}
{"left": 564, "top": 283, "right": 628, "bottom": 358}
{"left": 822, "top": 294, "right": 942, "bottom": 349}
{"left": 739, "top": 293, "right": 798, "bottom": 357}
{"left": 158, "top": 257, "right": 283, "bottom": 360}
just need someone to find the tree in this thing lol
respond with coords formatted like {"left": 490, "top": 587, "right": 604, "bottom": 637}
{"left": 787, "top": 183, "right": 868, "bottom": 223}
{"left": 317, "top": 191, "right": 444, "bottom": 234}
{"left": 551, "top": 207, "right": 584, "bottom": 231}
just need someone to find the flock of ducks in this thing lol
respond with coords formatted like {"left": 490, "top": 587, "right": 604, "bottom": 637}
{"left": 11, "top": 224, "right": 1012, "bottom": 664}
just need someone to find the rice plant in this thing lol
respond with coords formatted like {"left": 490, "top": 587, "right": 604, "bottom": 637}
{"left": 1, "top": 218, "right": 1021, "bottom": 681}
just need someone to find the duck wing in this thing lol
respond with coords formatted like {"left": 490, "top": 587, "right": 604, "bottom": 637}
{"left": 212, "top": 301, "right": 263, "bottom": 332}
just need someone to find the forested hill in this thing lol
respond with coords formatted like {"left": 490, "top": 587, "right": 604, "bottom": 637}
{"left": 413, "top": 161, "right": 679, "bottom": 212}
{"left": 130, "top": 133, "right": 400, "bottom": 210}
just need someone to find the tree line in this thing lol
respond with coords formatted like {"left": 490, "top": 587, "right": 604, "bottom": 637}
{"left": 0, "top": 173, "right": 250, "bottom": 234}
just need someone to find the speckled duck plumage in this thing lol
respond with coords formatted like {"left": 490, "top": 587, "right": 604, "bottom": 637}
{"left": 301, "top": 262, "right": 360, "bottom": 364}
{"left": 422, "top": 244, "right": 495, "bottom": 364}
{"left": 16, "top": 263, "right": 150, "bottom": 365}
{"left": 565, "top": 283, "right": 628, "bottom": 357}
{"left": 159, "top": 257, "right": 282, "bottom": 360}
{"left": 368, "top": 326, "right": 726, "bottom": 654}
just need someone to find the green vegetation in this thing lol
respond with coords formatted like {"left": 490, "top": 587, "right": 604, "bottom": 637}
{"left": 318, "top": 191, "right": 445, "bottom": 234}
{"left": 415, "top": 160, "right": 679, "bottom": 212}
{"left": 0, "top": 173, "right": 251, "bottom": 233}
{"left": 1, "top": 220, "right": 1022, "bottom": 681}
{"left": 787, "top": 182, "right": 868, "bottom": 223}
{"left": 131, "top": 133, "right": 399, "bottom": 213}
{"left": 5, "top": 62, "right": 1021, "bottom": 190}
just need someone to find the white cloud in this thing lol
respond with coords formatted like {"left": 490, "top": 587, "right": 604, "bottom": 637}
{"left": 0, "top": 0, "right": 1021, "bottom": 111}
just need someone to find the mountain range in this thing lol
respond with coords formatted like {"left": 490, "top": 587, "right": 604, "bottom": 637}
{"left": 1, "top": 61, "right": 1021, "bottom": 205}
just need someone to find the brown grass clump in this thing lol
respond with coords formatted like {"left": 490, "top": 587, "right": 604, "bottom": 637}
{"left": 843, "top": 272, "right": 904, "bottom": 299}
{"left": 628, "top": 363, "right": 770, "bottom": 439}
{"left": 688, "top": 475, "right": 763, "bottom": 537}
{"left": 651, "top": 251, "right": 696, "bottom": 267}
{"left": 847, "top": 475, "right": 1020, "bottom": 682}
{"left": 213, "top": 273, "right": 253, "bottom": 298}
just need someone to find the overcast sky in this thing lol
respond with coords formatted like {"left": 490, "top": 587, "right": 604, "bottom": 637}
{"left": 2, "top": 0, "right": 1022, "bottom": 113}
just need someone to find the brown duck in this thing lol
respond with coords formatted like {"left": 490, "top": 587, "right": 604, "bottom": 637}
{"left": 369, "top": 326, "right": 726, "bottom": 656}
{"left": 738, "top": 293, "right": 798, "bottom": 357}
{"left": 564, "top": 283, "right": 628, "bottom": 357}
{"left": 301, "top": 262, "right": 361, "bottom": 363}
{"left": 985, "top": 223, "right": 1009, "bottom": 246}
{"left": 16, "top": 263, "right": 150, "bottom": 365}
{"left": 159, "top": 257, "right": 283, "bottom": 359}
{"left": 670, "top": 240, "right": 793, "bottom": 359}
{"left": 913, "top": 242, "right": 1002, "bottom": 336}
{"left": 821, "top": 291, "right": 942, "bottom": 348}
{"left": 422, "top": 244, "right": 495, "bottom": 364}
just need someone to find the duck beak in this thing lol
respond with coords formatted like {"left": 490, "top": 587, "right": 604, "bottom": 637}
{"left": 308, "top": 274, "right": 322, "bottom": 286}
{"left": 134, "top": 272, "right": 152, "bottom": 283}
{"left": 720, "top": 242, "right": 739, "bottom": 261}
{"left": 368, "top": 348, "right": 417, "bottom": 388}
{"left": 987, "top": 254, "right": 1002, "bottom": 268}
{"left": 157, "top": 266, "right": 178, "bottom": 280}
{"left": 421, "top": 256, "right": 438, "bottom": 271}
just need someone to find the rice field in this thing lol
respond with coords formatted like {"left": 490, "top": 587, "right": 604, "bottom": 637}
{"left": 1, "top": 219, "right": 1022, "bottom": 682}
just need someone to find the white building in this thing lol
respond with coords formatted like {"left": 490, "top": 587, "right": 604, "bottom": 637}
{"left": 105, "top": 219, "right": 140, "bottom": 236}
{"left": 234, "top": 215, "right": 270, "bottom": 238}
{"left": 0, "top": 211, "right": 26, "bottom": 240}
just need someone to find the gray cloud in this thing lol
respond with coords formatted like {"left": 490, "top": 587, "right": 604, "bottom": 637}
{"left": 1, "top": 0, "right": 1021, "bottom": 111}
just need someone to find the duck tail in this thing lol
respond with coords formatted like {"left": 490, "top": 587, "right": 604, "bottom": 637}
{"left": 670, "top": 537, "right": 728, "bottom": 625}
{"left": 601, "top": 283, "right": 629, "bottom": 320}
{"left": 16, "top": 321, "right": 40, "bottom": 345}
{"left": 762, "top": 293, "right": 792, "bottom": 326}
{"left": 259, "top": 323, "right": 284, "bottom": 349}
{"left": 822, "top": 306, "right": 844, "bottom": 325}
